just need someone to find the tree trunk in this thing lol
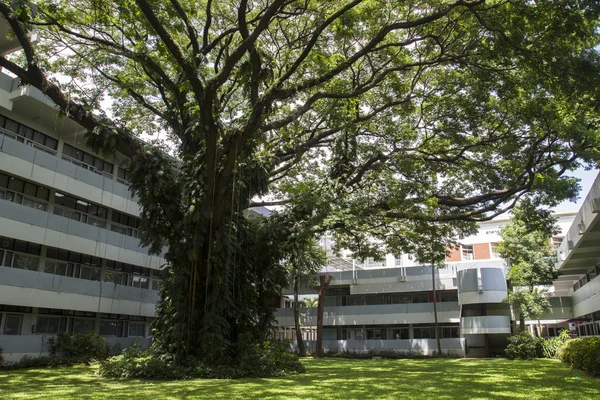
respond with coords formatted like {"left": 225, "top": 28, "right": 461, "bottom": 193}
{"left": 431, "top": 262, "right": 442, "bottom": 356}
{"left": 294, "top": 275, "right": 306, "bottom": 357}
{"left": 314, "top": 275, "right": 333, "bottom": 358}
{"left": 519, "top": 315, "right": 526, "bottom": 332}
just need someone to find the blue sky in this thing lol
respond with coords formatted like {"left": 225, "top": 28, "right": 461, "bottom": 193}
{"left": 553, "top": 167, "right": 599, "bottom": 213}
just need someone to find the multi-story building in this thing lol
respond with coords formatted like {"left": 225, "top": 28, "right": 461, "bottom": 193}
{"left": 274, "top": 212, "right": 579, "bottom": 357}
{"left": 0, "top": 68, "right": 167, "bottom": 362}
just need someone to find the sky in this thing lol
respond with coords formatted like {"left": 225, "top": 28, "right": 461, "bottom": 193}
{"left": 553, "top": 167, "right": 599, "bottom": 214}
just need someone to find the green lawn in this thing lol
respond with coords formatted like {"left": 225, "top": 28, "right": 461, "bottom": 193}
{"left": 0, "top": 358, "right": 598, "bottom": 399}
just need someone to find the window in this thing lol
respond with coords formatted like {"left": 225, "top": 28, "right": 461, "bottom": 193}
{"left": 151, "top": 279, "right": 161, "bottom": 291}
{"left": 54, "top": 192, "right": 108, "bottom": 228}
{"left": 71, "top": 319, "right": 95, "bottom": 334}
{"left": 128, "top": 322, "right": 146, "bottom": 337}
{"left": 0, "top": 173, "right": 49, "bottom": 211}
{"left": 461, "top": 245, "right": 474, "bottom": 261}
{"left": 441, "top": 326, "right": 459, "bottom": 338}
{"left": 366, "top": 328, "right": 387, "bottom": 340}
{"left": 110, "top": 211, "right": 140, "bottom": 238}
{"left": 131, "top": 275, "right": 149, "bottom": 289}
{"left": 413, "top": 327, "right": 434, "bottom": 339}
{"left": 11, "top": 253, "right": 39, "bottom": 271}
{"left": 439, "top": 291, "right": 458, "bottom": 302}
{"left": 490, "top": 243, "right": 499, "bottom": 259}
{"left": 0, "top": 114, "right": 58, "bottom": 152}
{"left": 36, "top": 316, "right": 61, "bottom": 334}
{"left": 62, "top": 144, "right": 113, "bottom": 175}
{"left": 80, "top": 265, "right": 101, "bottom": 281}
{"left": 99, "top": 320, "right": 124, "bottom": 337}
{"left": 3, "top": 314, "right": 23, "bottom": 335}
{"left": 392, "top": 328, "right": 409, "bottom": 340}
{"left": 552, "top": 237, "right": 563, "bottom": 249}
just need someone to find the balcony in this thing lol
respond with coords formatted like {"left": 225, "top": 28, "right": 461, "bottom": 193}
{"left": 0, "top": 130, "right": 138, "bottom": 215}
{"left": 274, "top": 302, "right": 460, "bottom": 327}
{"left": 457, "top": 266, "right": 507, "bottom": 305}
{"left": 0, "top": 199, "right": 165, "bottom": 268}
{"left": 0, "top": 266, "right": 158, "bottom": 316}
{"left": 298, "top": 338, "right": 465, "bottom": 356}
{"left": 571, "top": 274, "right": 600, "bottom": 317}
{"left": 460, "top": 316, "right": 511, "bottom": 334}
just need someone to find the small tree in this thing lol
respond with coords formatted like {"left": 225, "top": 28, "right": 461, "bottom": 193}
{"left": 497, "top": 201, "right": 559, "bottom": 332}
{"left": 412, "top": 223, "right": 467, "bottom": 355}
{"left": 314, "top": 275, "right": 333, "bottom": 358}
{"left": 285, "top": 240, "right": 326, "bottom": 357}
{"left": 303, "top": 298, "right": 319, "bottom": 308}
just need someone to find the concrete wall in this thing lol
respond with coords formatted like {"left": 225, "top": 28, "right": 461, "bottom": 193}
{"left": 572, "top": 274, "right": 600, "bottom": 317}
{"left": 0, "top": 132, "right": 139, "bottom": 215}
{"left": 457, "top": 266, "right": 507, "bottom": 305}
{"left": 296, "top": 338, "right": 465, "bottom": 356}
{"left": 460, "top": 316, "right": 511, "bottom": 334}
{"left": 0, "top": 200, "right": 165, "bottom": 269}
{"left": 0, "top": 267, "right": 157, "bottom": 316}
{"left": 274, "top": 302, "right": 460, "bottom": 327}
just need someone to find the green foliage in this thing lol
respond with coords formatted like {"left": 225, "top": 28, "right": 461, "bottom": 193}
{"left": 560, "top": 337, "right": 600, "bottom": 376}
{"left": 541, "top": 330, "right": 572, "bottom": 359}
{"left": 47, "top": 332, "right": 110, "bottom": 363}
{"left": 506, "top": 288, "right": 552, "bottom": 323}
{"left": 0, "top": 355, "right": 65, "bottom": 370}
{"left": 99, "top": 340, "right": 304, "bottom": 380}
{"left": 4, "top": 0, "right": 600, "bottom": 370}
{"left": 505, "top": 331, "right": 543, "bottom": 360}
{"left": 324, "top": 349, "right": 460, "bottom": 360}
{"left": 0, "top": 346, "right": 3, "bottom": 366}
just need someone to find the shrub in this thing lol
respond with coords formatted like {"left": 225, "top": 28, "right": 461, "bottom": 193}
{"left": 99, "top": 340, "right": 305, "bottom": 380}
{"left": 47, "top": 332, "right": 110, "bottom": 363}
{"left": 560, "top": 337, "right": 600, "bottom": 376}
{"left": 541, "top": 330, "right": 571, "bottom": 359}
{"left": 0, "top": 346, "right": 4, "bottom": 366}
{"left": 505, "top": 331, "right": 543, "bottom": 360}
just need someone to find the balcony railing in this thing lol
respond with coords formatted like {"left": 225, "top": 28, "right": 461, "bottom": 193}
{"left": 53, "top": 205, "right": 107, "bottom": 229}
{"left": 61, "top": 154, "right": 113, "bottom": 179}
{"left": 0, "top": 127, "right": 58, "bottom": 156}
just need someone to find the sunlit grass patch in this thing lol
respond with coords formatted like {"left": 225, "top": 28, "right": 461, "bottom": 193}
{"left": 0, "top": 358, "right": 599, "bottom": 399}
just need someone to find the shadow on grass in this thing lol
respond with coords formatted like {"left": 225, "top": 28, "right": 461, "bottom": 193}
{"left": 0, "top": 358, "right": 599, "bottom": 399}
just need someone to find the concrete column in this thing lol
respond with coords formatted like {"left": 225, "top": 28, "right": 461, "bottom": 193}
{"left": 37, "top": 246, "right": 47, "bottom": 273}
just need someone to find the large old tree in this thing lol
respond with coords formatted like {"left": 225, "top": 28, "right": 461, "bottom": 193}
{"left": 1, "top": 0, "right": 599, "bottom": 364}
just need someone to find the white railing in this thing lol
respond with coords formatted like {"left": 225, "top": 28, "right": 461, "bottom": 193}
{"left": 110, "top": 222, "right": 138, "bottom": 238}
{"left": 0, "top": 188, "right": 49, "bottom": 212}
{"left": 61, "top": 154, "right": 113, "bottom": 179}
{"left": 53, "top": 205, "right": 107, "bottom": 229}
{"left": 0, "top": 127, "right": 58, "bottom": 156}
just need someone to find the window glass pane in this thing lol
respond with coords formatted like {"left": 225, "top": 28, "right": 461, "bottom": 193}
{"left": 7, "top": 177, "right": 24, "bottom": 193}
{"left": 103, "top": 162, "right": 113, "bottom": 174}
{"left": 3, "top": 314, "right": 23, "bottom": 335}
{"left": 63, "top": 143, "right": 74, "bottom": 157}
{"left": 83, "top": 153, "right": 94, "bottom": 166}
{"left": 72, "top": 319, "right": 95, "bottom": 334}
{"left": 33, "top": 131, "right": 45, "bottom": 145}
{"left": 45, "top": 136, "right": 58, "bottom": 150}
{"left": 36, "top": 186, "right": 50, "bottom": 201}
{"left": 0, "top": 173, "right": 8, "bottom": 188}
{"left": 4, "top": 119, "right": 19, "bottom": 133}
{"left": 3, "top": 251, "right": 13, "bottom": 267}
{"left": 37, "top": 317, "right": 60, "bottom": 334}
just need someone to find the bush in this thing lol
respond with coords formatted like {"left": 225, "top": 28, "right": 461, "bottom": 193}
{"left": 0, "top": 346, "right": 4, "bottom": 366}
{"left": 99, "top": 340, "right": 305, "bottom": 380}
{"left": 47, "top": 332, "right": 110, "bottom": 363}
{"left": 541, "top": 330, "right": 571, "bottom": 359}
{"left": 505, "top": 331, "right": 543, "bottom": 360}
{"left": 560, "top": 337, "right": 600, "bottom": 376}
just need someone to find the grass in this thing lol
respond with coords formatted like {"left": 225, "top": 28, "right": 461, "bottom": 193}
{"left": 0, "top": 358, "right": 599, "bottom": 399}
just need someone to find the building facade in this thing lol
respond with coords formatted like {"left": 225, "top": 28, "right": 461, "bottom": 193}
{"left": 274, "top": 213, "right": 580, "bottom": 357}
{"left": 0, "top": 70, "right": 165, "bottom": 362}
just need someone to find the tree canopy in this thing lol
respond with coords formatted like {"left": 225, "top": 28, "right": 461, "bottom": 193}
{"left": 1, "top": 0, "right": 600, "bottom": 364}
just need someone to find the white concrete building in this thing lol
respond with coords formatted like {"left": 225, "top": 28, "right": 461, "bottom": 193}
{"left": 0, "top": 70, "right": 164, "bottom": 362}
{"left": 274, "top": 213, "right": 579, "bottom": 357}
